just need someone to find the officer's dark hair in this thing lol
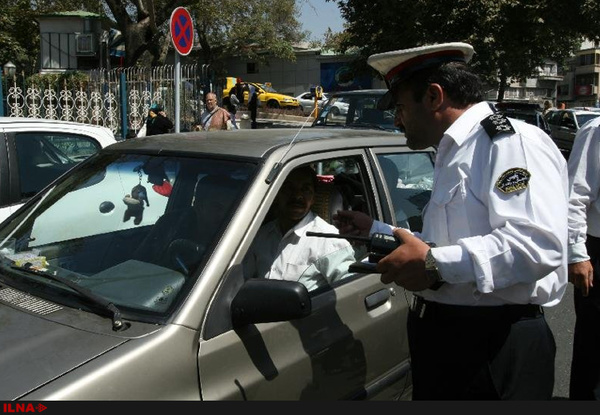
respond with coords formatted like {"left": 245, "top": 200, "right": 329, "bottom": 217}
{"left": 396, "top": 61, "right": 484, "bottom": 108}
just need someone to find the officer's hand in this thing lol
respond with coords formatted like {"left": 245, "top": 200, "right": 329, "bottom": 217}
{"left": 376, "top": 228, "right": 432, "bottom": 291}
{"left": 332, "top": 210, "right": 373, "bottom": 237}
{"left": 568, "top": 260, "right": 594, "bottom": 297}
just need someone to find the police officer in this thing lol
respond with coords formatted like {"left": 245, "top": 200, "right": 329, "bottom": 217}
{"left": 334, "top": 42, "right": 568, "bottom": 400}
{"left": 566, "top": 116, "right": 600, "bottom": 400}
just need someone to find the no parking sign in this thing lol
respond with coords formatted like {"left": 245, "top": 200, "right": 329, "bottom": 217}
{"left": 170, "top": 7, "right": 194, "bottom": 56}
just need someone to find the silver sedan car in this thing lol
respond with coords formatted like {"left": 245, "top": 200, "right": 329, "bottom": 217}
{"left": 0, "top": 128, "right": 435, "bottom": 400}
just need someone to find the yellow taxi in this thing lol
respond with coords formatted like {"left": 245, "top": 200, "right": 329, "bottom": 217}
{"left": 222, "top": 77, "right": 299, "bottom": 109}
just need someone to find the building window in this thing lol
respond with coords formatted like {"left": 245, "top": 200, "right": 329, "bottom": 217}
{"left": 579, "top": 53, "right": 595, "bottom": 66}
{"left": 557, "top": 85, "right": 569, "bottom": 96}
{"left": 247, "top": 62, "right": 258, "bottom": 74}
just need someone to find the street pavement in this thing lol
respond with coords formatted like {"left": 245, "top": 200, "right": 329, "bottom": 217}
{"left": 546, "top": 283, "right": 576, "bottom": 400}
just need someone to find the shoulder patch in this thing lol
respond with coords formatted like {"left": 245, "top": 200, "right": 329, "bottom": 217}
{"left": 481, "top": 113, "right": 516, "bottom": 139}
{"left": 495, "top": 168, "right": 531, "bottom": 194}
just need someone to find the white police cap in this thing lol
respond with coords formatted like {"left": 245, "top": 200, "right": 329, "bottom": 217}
{"left": 368, "top": 42, "right": 474, "bottom": 109}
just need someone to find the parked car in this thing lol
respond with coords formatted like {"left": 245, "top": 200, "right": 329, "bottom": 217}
{"left": 0, "top": 117, "right": 117, "bottom": 223}
{"left": 0, "top": 128, "right": 436, "bottom": 400}
{"left": 492, "top": 101, "right": 552, "bottom": 136}
{"left": 295, "top": 91, "right": 328, "bottom": 116}
{"left": 222, "top": 77, "right": 299, "bottom": 109}
{"left": 544, "top": 108, "right": 600, "bottom": 153}
{"left": 312, "top": 89, "right": 400, "bottom": 132}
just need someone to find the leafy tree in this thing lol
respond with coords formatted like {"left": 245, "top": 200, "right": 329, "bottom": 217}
{"left": 0, "top": 1, "right": 42, "bottom": 75}
{"left": 188, "top": 0, "right": 306, "bottom": 74}
{"left": 2, "top": 0, "right": 305, "bottom": 74}
{"left": 332, "top": 0, "right": 600, "bottom": 100}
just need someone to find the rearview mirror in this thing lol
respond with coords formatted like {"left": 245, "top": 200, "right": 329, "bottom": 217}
{"left": 231, "top": 279, "right": 311, "bottom": 327}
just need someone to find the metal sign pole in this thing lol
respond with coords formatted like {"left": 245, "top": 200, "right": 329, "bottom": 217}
{"left": 170, "top": 7, "right": 194, "bottom": 134}
{"left": 175, "top": 54, "right": 180, "bottom": 133}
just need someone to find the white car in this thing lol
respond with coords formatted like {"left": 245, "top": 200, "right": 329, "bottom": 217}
{"left": 295, "top": 91, "right": 328, "bottom": 116}
{"left": 0, "top": 117, "right": 117, "bottom": 222}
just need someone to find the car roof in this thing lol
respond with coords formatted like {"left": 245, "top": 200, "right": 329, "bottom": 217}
{"left": 494, "top": 101, "right": 542, "bottom": 111}
{"left": 327, "top": 89, "right": 388, "bottom": 97}
{"left": 0, "top": 116, "right": 116, "bottom": 133}
{"left": 0, "top": 116, "right": 112, "bottom": 129}
{"left": 105, "top": 128, "right": 413, "bottom": 160}
{"left": 561, "top": 109, "right": 600, "bottom": 115}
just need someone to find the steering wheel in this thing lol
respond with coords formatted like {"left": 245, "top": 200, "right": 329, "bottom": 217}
{"left": 167, "top": 239, "right": 204, "bottom": 275}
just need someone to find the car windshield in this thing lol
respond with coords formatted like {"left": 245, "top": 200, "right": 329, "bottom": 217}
{"left": 0, "top": 153, "right": 256, "bottom": 323}
{"left": 313, "top": 94, "right": 399, "bottom": 132}
{"left": 256, "top": 83, "right": 276, "bottom": 93}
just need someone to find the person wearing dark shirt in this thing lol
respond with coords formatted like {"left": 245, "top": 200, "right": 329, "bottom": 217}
{"left": 146, "top": 103, "right": 174, "bottom": 136}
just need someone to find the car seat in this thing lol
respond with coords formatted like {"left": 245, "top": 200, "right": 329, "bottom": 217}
{"left": 358, "top": 108, "right": 385, "bottom": 125}
{"left": 312, "top": 180, "right": 346, "bottom": 224}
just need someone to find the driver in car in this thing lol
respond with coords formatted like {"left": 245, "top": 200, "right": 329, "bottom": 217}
{"left": 243, "top": 165, "right": 356, "bottom": 292}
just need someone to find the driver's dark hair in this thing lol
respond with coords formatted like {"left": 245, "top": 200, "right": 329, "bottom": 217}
{"left": 396, "top": 61, "right": 484, "bottom": 108}
{"left": 293, "top": 165, "right": 318, "bottom": 189}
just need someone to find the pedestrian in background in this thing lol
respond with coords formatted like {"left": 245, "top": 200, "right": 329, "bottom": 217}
{"left": 334, "top": 42, "right": 568, "bottom": 400}
{"left": 566, "top": 116, "right": 600, "bottom": 400}
{"left": 248, "top": 83, "right": 258, "bottom": 129}
{"left": 225, "top": 92, "right": 240, "bottom": 129}
{"left": 145, "top": 103, "right": 173, "bottom": 136}
{"left": 543, "top": 100, "right": 554, "bottom": 116}
{"left": 197, "top": 92, "right": 235, "bottom": 131}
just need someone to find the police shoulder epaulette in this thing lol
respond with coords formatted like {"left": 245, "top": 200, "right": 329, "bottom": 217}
{"left": 480, "top": 113, "right": 516, "bottom": 140}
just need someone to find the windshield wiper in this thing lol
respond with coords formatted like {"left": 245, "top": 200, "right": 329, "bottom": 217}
{"left": 10, "top": 262, "right": 125, "bottom": 331}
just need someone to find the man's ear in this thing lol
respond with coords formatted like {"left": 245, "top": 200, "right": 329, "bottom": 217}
{"left": 425, "top": 83, "right": 444, "bottom": 111}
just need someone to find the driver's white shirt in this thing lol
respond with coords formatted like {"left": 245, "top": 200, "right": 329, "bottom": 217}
{"left": 244, "top": 211, "right": 356, "bottom": 292}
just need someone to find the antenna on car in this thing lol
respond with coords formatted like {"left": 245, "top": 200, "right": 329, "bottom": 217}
{"left": 265, "top": 106, "right": 319, "bottom": 184}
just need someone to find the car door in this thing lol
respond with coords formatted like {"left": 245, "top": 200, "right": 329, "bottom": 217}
{"left": 197, "top": 149, "right": 413, "bottom": 400}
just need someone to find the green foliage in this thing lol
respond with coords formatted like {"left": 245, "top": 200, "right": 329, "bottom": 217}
{"left": 333, "top": 0, "right": 600, "bottom": 97}
{"left": 189, "top": 0, "right": 306, "bottom": 70}
{"left": 26, "top": 71, "right": 91, "bottom": 89}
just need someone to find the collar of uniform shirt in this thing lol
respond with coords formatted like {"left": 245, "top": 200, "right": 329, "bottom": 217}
{"left": 443, "top": 101, "right": 494, "bottom": 146}
{"left": 291, "top": 211, "right": 318, "bottom": 238}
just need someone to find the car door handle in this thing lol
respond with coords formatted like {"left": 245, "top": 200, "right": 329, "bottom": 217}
{"left": 365, "top": 289, "right": 391, "bottom": 310}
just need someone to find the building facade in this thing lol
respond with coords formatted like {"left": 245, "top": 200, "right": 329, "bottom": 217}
{"left": 556, "top": 40, "right": 600, "bottom": 108}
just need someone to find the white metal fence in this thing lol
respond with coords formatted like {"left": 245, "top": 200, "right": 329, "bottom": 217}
{"left": 1, "top": 64, "right": 221, "bottom": 139}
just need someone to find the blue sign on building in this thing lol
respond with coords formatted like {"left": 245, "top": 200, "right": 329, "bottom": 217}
{"left": 320, "top": 62, "right": 372, "bottom": 92}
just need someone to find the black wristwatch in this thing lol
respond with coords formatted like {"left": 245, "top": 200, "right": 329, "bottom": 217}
{"left": 425, "top": 248, "right": 445, "bottom": 290}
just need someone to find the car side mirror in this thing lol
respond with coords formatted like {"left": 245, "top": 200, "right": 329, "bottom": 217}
{"left": 231, "top": 279, "right": 311, "bottom": 327}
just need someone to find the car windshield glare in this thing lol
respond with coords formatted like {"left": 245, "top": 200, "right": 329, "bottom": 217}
{"left": 0, "top": 153, "right": 256, "bottom": 322}
{"left": 314, "top": 93, "right": 399, "bottom": 132}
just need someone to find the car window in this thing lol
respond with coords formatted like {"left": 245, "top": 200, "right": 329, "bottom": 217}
{"left": 0, "top": 153, "right": 256, "bottom": 319}
{"left": 576, "top": 113, "right": 600, "bottom": 128}
{"left": 377, "top": 153, "right": 434, "bottom": 232}
{"left": 314, "top": 93, "right": 399, "bottom": 132}
{"left": 241, "top": 155, "right": 375, "bottom": 295}
{"left": 15, "top": 133, "right": 101, "bottom": 199}
{"left": 561, "top": 114, "right": 576, "bottom": 129}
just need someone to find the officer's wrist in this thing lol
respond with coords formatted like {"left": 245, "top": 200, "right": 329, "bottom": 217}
{"left": 425, "top": 248, "right": 445, "bottom": 290}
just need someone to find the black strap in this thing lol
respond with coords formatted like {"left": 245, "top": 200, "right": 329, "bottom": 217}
{"left": 480, "top": 113, "right": 516, "bottom": 140}
{"left": 201, "top": 109, "right": 218, "bottom": 129}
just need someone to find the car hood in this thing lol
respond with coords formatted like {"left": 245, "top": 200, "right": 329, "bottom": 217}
{"left": 0, "top": 303, "right": 126, "bottom": 399}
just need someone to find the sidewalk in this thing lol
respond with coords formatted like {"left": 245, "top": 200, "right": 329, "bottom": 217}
{"left": 236, "top": 110, "right": 315, "bottom": 129}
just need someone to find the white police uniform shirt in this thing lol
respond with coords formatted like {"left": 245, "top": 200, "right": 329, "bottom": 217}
{"left": 244, "top": 211, "right": 356, "bottom": 292}
{"left": 567, "top": 116, "right": 600, "bottom": 263}
{"left": 371, "top": 101, "right": 568, "bottom": 306}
